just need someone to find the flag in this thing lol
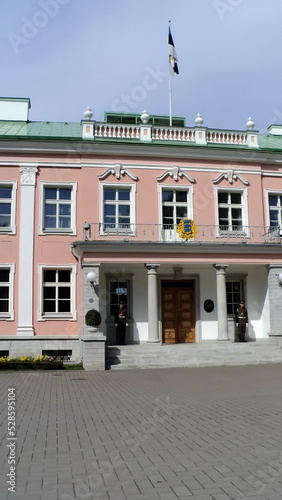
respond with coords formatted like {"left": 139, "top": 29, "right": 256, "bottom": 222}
{"left": 168, "top": 26, "right": 179, "bottom": 76}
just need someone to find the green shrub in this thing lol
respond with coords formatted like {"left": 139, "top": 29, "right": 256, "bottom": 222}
{"left": 85, "top": 309, "right": 101, "bottom": 327}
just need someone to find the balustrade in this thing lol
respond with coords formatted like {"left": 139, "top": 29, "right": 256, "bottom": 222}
{"left": 82, "top": 223, "right": 281, "bottom": 245}
{"left": 92, "top": 122, "right": 253, "bottom": 146}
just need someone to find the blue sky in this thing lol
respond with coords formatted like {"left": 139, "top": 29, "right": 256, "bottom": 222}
{"left": 1, "top": 0, "right": 282, "bottom": 132}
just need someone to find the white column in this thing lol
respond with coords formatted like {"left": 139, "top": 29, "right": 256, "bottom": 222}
{"left": 213, "top": 264, "right": 229, "bottom": 341}
{"left": 17, "top": 166, "right": 38, "bottom": 336}
{"left": 145, "top": 264, "right": 160, "bottom": 343}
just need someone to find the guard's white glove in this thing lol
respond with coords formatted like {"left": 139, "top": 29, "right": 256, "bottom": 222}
{"left": 126, "top": 323, "right": 128, "bottom": 327}
{"left": 115, "top": 324, "right": 117, "bottom": 327}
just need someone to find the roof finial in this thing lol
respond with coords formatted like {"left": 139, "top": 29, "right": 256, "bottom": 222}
{"left": 83, "top": 107, "right": 93, "bottom": 121}
{"left": 246, "top": 117, "right": 255, "bottom": 131}
{"left": 195, "top": 113, "right": 204, "bottom": 127}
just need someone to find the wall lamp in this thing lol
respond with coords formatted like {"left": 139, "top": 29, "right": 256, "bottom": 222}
{"left": 277, "top": 273, "right": 282, "bottom": 287}
{"left": 83, "top": 222, "right": 91, "bottom": 240}
{"left": 87, "top": 271, "right": 97, "bottom": 289}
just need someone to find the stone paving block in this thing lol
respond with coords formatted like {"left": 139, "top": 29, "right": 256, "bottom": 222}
{"left": 172, "top": 484, "right": 193, "bottom": 496}
{"left": 121, "top": 480, "right": 142, "bottom": 496}
{"left": 213, "top": 494, "right": 235, "bottom": 500}
{"left": 133, "top": 477, "right": 154, "bottom": 491}
{"left": 188, "top": 495, "right": 213, "bottom": 500}
{"left": 42, "top": 475, "right": 58, "bottom": 486}
{"left": 41, "top": 492, "right": 58, "bottom": 500}
{"left": 108, "top": 490, "right": 127, "bottom": 500}
{"left": 26, "top": 479, "right": 43, "bottom": 491}
{"left": 243, "top": 496, "right": 268, "bottom": 500}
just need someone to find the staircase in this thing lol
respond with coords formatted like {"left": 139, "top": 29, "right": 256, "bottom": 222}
{"left": 105, "top": 340, "right": 282, "bottom": 370}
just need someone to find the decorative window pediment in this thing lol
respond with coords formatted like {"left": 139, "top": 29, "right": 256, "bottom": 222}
{"left": 98, "top": 163, "right": 138, "bottom": 181}
{"left": 157, "top": 166, "right": 195, "bottom": 183}
{"left": 212, "top": 169, "right": 249, "bottom": 186}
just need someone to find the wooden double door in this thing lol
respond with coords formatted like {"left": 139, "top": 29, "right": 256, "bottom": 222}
{"left": 162, "top": 280, "right": 195, "bottom": 343}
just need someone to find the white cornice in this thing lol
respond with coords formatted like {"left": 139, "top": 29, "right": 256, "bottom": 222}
{"left": 1, "top": 160, "right": 282, "bottom": 179}
{"left": 2, "top": 159, "right": 282, "bottom": 179}
{"left": 0, "top": 161, "right": 81, "bottom": 168}
{"left": 71, "top": 240, "right": 282, "bottom": 257}
{"left": 0, "top": 139, "right": 274, "bottom": 163}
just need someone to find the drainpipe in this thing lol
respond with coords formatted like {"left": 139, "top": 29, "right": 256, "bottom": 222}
{"left": 71, "top": 243, "right": 81, "bottom": 267}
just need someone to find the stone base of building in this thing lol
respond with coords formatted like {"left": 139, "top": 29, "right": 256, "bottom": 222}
{"left": 81, "top": 333, "right": 106, "bottom": 371}
{"left": 0, "top": 336, "right": 80, "bottom": 361}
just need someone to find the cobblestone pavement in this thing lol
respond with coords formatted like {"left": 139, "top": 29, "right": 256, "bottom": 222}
{"left": 1, "top": 364, "right": 282, "bottom": 500}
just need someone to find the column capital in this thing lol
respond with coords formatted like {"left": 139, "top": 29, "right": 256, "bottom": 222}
{"left": 145, "top": 263, "right": 160, "bottom": 271}
{"left": 213, "top": 264, "right": 229, "bottom": 272}
{"left": 19, "top": 165, "right": 38, "bottom": 186}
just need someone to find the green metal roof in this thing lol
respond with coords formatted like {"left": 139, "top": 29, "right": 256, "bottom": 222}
{"left": 257, "top": 134, "right": 282, "bottom": 151}
{"left": 0, "top": 121, "right": 82, "bottom": 140}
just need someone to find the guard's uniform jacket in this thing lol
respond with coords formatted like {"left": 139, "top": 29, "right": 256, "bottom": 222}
{"left": 235, "top": 306, "right": 248, "bottom": 341}
{"left": 115, "top": 305, "right": 127, "bottom": 345}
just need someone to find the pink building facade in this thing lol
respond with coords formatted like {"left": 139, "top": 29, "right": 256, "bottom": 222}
{"left": 1, "top": 98, "right": 282, "bottom": 363}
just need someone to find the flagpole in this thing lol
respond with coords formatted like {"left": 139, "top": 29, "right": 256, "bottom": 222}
{"left": 168, "top": 21, "right": 172, "bottom": 127}
{"left": 168, "top": 20, "right": 178, "bottom": 127}
{"left": 169, "top": 73, "right": 172, "bottom": 127}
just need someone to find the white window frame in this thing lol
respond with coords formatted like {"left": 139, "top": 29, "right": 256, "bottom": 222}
{"left": 105, "top": 273, "right": 133, "bottom": 321}
{"left": 38, "top": 264, "right": 76, "bottom": 320}
{"left": 39, "top": 182, "right": 77, "bottom": 235}
{"left": 215, "top": 187, "right": 249, "bottom": 237}
{"left": 265, "top": 190, "right": 282, "bottom": 234}
{"left": 159, "top": 185, "right": 193, "bottom": 227}
{"left": 0, "top": 264, "right": 15, "bottom": 320}
{"left": 0, "top": 181, "right": 17, "bottom": 234}
{"left": 226, "top": 277, "right": 245, "bottom": 317}
{"left": 99, "top": 183, "right": 136, "bottom": 235}
{"left": 158, "top": 185, "right": 193, "bottom": 241}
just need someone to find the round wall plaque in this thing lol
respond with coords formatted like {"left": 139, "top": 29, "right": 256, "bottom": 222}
{"left": 204, "top": 299, "right": 214, "bottom": 313}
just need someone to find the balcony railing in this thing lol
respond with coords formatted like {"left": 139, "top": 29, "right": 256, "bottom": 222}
{"left": 92, "top": 123, "right": 251, "bottom": 146}
{"left": 82, "top": 224, "right": 281, "bottom": 245}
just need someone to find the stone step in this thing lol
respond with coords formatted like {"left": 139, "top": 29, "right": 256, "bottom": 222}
{"left": 105, "top": 341, "right": 282, "bottom": 370}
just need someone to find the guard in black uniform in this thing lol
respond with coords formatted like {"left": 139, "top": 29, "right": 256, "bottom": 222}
{"left": 115, "top": 301, "right": 128, "bottom": 345}
{"left": 235, "top": 300, "right": 248, "bottom": 342}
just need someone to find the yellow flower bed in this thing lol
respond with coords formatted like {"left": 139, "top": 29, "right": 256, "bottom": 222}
{"left": 0, "top": 355, "right": 53, "bottom": 363}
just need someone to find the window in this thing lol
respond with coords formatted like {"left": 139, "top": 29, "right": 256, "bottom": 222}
{"left": 40, "top": 183, "right": 76, "bottom": 234}
{"left": 0, "top": 266, "right": 15, "bottom": 319}
{"left": 162, "top": 189, "right": 190, "bottom": 229}
{"left": 109, "top": 280, "right": 129, "bottom": 316}
{"left": 217, "top": 189, "right": 247, "bottom": 234}
{"left": 39, "top": 266, "right": 75, "bottom": 319}
{"left": 106, "top": 274, "right": 133, "bottom": 320}
{"left": 268, "top": 194, "right": 282, "bottom": 229}
{"left": 226, "top": 280, "right": 242, "bottom": 315}
{"left": 101, "top": 184, "right": 135, "bottom": 234}
{"left": 0, "top": 183, "right": 16, "bottom": 233}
